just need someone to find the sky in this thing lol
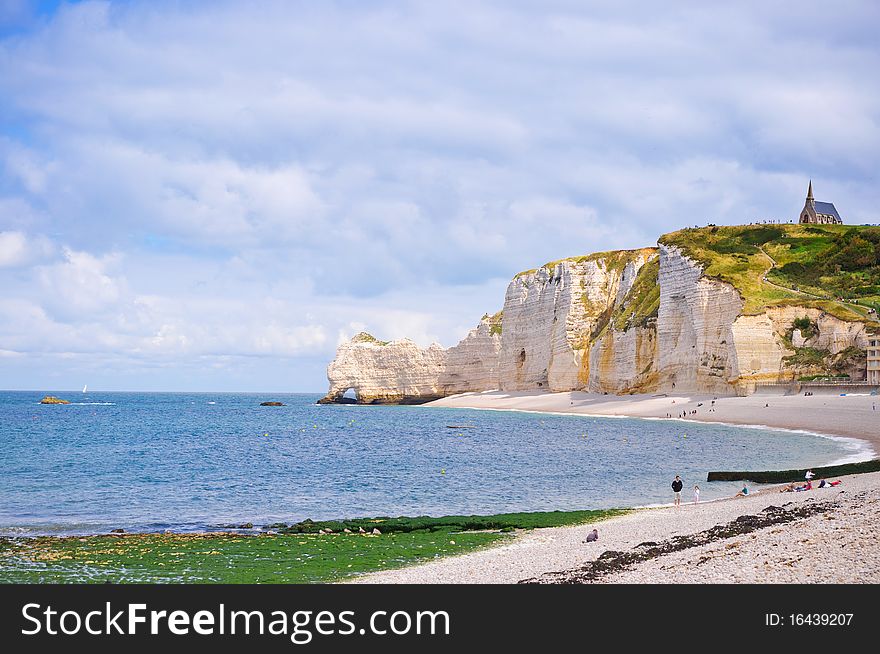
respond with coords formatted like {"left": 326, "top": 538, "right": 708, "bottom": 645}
{"left": 0, "top": 0, "right": 878, "bottom": 392}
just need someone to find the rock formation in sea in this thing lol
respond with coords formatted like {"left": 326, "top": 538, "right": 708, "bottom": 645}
{"left": 39, "top": 396, "right": 70, "bottom": 404}
{"left": 321, "top": 225, "right": 880, "bottom": 403}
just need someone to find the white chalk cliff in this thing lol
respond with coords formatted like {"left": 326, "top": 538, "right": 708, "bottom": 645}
{"left": 321, "top": 241, "right": 876, "bottom": 403}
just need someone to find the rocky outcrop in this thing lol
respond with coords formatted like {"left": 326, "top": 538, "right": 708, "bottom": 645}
{"left": 732, "top": 306, "right": 873, "bottom": 389}
{"left": 319, "top": 318, "right": 502, "bottom": 404}
{"left": 321, "top": 240, "right": 877, "bottom": 403}
{"left": 319, "top": 332, "right": 450, "bottom": 404}
{"left": 40, "top": 396, "right": 70, "bottom": 404}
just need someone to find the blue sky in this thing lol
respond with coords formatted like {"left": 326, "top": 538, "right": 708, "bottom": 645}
{"left": 1, "top": 0, "right": 878, "bottom": 392}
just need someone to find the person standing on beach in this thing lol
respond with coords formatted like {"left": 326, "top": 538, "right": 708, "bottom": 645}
{"left": 693, "top": 484, "right": 700, "bottom": 504}
{"left": 672, "top": 475, "right": 683, "bottom": 507}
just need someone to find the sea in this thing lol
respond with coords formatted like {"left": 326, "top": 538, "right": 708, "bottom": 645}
{"left": 0, "top": 391, "right": 869, "bottom": 537}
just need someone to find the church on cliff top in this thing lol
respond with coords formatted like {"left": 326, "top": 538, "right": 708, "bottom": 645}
{"left": 798, "top": 180, "right": 843, "bottom": 224}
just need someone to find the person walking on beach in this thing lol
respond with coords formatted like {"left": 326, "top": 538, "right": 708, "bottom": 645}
{"left": 672, "top": 475, "right": 683, "bottom": 508}
{"left": 693, "top": 484, "right": 700, "bottom": 504}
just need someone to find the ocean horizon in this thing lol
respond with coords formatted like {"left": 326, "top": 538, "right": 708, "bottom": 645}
{"left": 0, "top": 391, "right": 865, "bottom": 537}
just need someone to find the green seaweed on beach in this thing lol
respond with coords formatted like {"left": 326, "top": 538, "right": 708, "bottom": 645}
{"left": 0, "top": 530, "right": 502, "bottom": 584}
{"left": 278, "top": 509, "right": 629, "bottom": 535}
{"left": 0, "top": 509, "right": 628, "bottom": 584}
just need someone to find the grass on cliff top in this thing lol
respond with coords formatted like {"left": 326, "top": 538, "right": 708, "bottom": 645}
{"left": 0, "top": 509, "right": 627, "bottom": 584}
{"left": 351, "top": 331, "right": 390, "bottom": 346}
{"left": 514, "top": 247, "right": 658, "bottom": 279}
{"left": 660, "top": 224, "right": 880, "bottom": 323}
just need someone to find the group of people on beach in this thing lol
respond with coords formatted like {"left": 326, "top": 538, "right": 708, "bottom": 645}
{"left": 780, "top": 470, "right": 842, "bottom": 493}
{"left": 665, "top": 398, "right": 718, "bottom": 419}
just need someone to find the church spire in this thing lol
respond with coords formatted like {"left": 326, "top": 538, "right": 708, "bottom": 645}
{"left": 807, "top": 180, "right": 814, "bottom": 201}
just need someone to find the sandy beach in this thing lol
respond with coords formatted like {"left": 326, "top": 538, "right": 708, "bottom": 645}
{"left": 351, "top": 389, "right": 880, "bottom": 584}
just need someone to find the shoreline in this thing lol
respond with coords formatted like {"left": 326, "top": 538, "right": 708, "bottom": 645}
{"left": 350, "top": 470, "right": 880, "bottom": 584}
{"left": 341, "top": 389, "right": 880, "bottom": 583}
{"left": 425, "top": 402, "right": 875, "bottom": 468}
{"left": 424, "top": 389, "right": 879, "bottom": 461}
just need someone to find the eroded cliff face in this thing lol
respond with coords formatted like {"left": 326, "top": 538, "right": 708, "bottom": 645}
{"left": 321, "top": 244, "right": 876, "bottom": 403}
{"left": 439, "top": 317, "right": 503, "bottom": 394}
{"left": 498, "top": 250, "right": 655, "bottom": 391}
{"left": 732, "top": 306, "right": 873, "bottom": 389}
{"left": 588, "top": 324, "right": 658, "bottom": 394}
{"left": 656, "top": 244, "right": 743, "bottom": 393}
{"left": 319, "top": 317, "right": 503, "bottom": 404}
{"left": 320, "top": 332, "right": 449, "bottom": 404}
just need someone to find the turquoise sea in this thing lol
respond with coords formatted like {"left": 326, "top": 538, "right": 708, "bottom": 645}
{"left": 0, "top": 391, "right": 866, "bottom": 536}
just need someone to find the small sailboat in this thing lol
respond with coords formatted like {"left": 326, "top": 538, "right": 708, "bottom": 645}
{"left": 82, "top": 384, "right": 88, "bottom": 393}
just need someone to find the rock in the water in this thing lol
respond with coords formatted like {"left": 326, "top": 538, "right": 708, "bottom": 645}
{"left": 110, "top": 528, "right": 125, "bottom": 534}
{"left": 260, "top": 401, "right": 284, "bottom": 406}
{"left": 40, "top": 396, "right": 70, "bottom": 404}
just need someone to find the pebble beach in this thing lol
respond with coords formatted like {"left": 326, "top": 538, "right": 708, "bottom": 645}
{"left": 351, "top": 390, "right": 880, "bottom": 584}
{"left": 352, "top": 471, "right": 880, "bottom": 584}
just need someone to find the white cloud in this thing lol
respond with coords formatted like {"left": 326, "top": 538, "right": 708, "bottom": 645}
{"left": 37, "top": 247, "right": 125, "bottom": 319}
{"left": 0, "top": 230, "right": 54, "bottom": 267}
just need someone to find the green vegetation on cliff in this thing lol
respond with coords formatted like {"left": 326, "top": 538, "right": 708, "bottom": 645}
{"left": 352, "top": 332, "right": 390, "bottom": 346}
{"left": 482, "top": 310, "right": 503, "bottom": 335}
{"left": 515, "top": 248, "right": 658, "bottom": 280}
{"left": 612, "top": 256, "right": 660, "bottom": 331}
{"left": 660, "top": 224, "right": 880, "bottom": 323}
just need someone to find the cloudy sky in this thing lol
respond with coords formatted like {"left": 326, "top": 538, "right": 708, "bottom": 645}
{"left": 0, "top": 0, "right": 878, "bottom": 392}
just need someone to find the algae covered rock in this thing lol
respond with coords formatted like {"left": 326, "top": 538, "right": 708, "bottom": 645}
{"left": 40, "top": 396, "right": 70, "bottom": 405}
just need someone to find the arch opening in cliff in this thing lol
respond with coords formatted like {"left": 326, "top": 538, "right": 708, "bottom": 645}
{"left": 341, "top": 387, "right": 358, "bottom": 404}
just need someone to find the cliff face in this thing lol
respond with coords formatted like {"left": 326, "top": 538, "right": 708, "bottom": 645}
{"left": 497, "top": 250, "right": 655, "bottom": 392}
{"left": 439, "top": 316, "right": 503, "bottom": 394}
{"left": 321, "top": 227, "right": 879, "bottom": 403}
{"left": 656, "top": 244, "right": 744, "bottom": 393}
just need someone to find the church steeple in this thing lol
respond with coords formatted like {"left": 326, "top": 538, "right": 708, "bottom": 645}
{"left": 807, "top": 180, "right": 814, "bottom": 202}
